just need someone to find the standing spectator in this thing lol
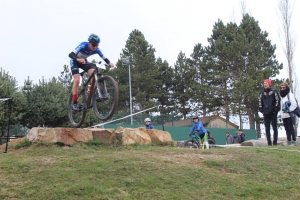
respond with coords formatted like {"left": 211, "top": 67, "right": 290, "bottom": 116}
{"left": 239, "top": 129, "right": 245, "bottom": 143}
{"left": 279, "top": 82, "right": 297, "bottom": 146}
{"left": 258, "top": 79, "right": 281, "bottom": 146}
{"left": 233, "top": 131, "right": 242, "bottom": 144}
{"left": 144, "top": 118, "right": 155, "bottom": 129}
{"left": 226, "top": 131, "right": 234, "bottom": 144}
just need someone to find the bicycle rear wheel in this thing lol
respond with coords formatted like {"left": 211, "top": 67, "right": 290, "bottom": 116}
{"left": 93, "top": 75, "right": 119, "bottom": 121}
{"left": 68, "top": 86, "right": 87, "bottom": 127}
{"left": 208, "top": 139, "right": 215, "bottom": 148}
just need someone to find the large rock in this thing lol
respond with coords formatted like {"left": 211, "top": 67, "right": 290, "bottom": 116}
{"left": 26, "top": 127, "right": 93, "bottom": 145}
{"left": 258, "top": 137, "right": 286, "bottom": 142}
{"left": 91, "top": 128, "right": 115, "bottom": 144}
{"left": 241, "top": 139, "right": 285, "bottom": 146}
{"left": 253, "top": 137, "right": 300, "bottom": 146}
{"left": 241, "top": 140, "right": 270, "bottom": 146}
{"left": 115, "top": 127, "right": 152, "bottom": 145}
{"left": 25, "top": 127, "right": 174, "bottom": 146}
{"left": 144, "top": 128, "right": 173, "bottom": 143}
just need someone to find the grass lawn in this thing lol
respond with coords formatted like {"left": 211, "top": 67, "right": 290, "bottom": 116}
{"left": 1, "top": 139, "right": 300, "bottom": 200}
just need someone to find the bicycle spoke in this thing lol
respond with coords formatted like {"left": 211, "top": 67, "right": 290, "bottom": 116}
{"left": 68, "top": 86, "right": 87, "bottom": 127}
{"left": 93, "top": 75, "right": 119, "bottom": 121}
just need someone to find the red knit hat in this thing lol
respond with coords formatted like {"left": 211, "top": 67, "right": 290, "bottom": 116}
{"left": 264, "top": 79, "right": 272, "bottom": 86}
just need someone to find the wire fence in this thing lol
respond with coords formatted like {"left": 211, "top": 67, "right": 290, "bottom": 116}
{"left": 105, "top": 112, "right": 180, "bottom": 126}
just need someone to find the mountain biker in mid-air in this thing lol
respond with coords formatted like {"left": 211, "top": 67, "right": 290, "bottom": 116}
{"left": 188, "top": 115, "right": 209, "bottom": 149}
{"left": 68, "top": 33, "right": 114, "bottom": 111}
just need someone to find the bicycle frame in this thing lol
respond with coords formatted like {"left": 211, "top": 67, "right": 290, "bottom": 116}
{"left": 190, "top": 133, "right": 205, "bottom": 149}
{"left": 190, "top": 134, "right": 200, "bottom": 148}
{"left": 68, "top": 61, "right": 118, "bottom": 127}
{"left": 78, "top": 63, "right": 107, "bottom": 109}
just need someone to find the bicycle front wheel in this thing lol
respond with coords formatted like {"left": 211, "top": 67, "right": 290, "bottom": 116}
{"left": 93, "top": 75, "right": 119, "bottom": 121}
{"left": 68, "top": 86, "right": 87, "bottom": 128}
{"left": 183, "top": 140, "right": 199, "bottom": 149}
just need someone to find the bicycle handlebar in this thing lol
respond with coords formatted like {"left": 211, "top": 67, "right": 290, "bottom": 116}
{"left": 96, "top": 61, "right": 109, "bottom": 67}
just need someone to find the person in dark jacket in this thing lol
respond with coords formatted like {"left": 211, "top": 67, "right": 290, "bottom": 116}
{"left": 258, "top": 79, "right": 281, "bottom": 146}
{"left": 225, "top": 131, "right": 234, "bottom": 144}
{"left": 144, "top": 118, "right": 155, "bottom": 129}
{"left": 239, "top": 129, "right": 245, "bottom": 143}
{"left": 233, "top": 131, "right": 242, "bottom": 144}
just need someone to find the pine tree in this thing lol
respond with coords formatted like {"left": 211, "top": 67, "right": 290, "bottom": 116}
{"left": 0, "top": 68, "right": 26, "bottom": 134}
{"left": 189, "top": 43, "right": 219, "bottom": 116}
{"left": 156, "top": 57, "right": 174, "bottom": 115}
{"left": 206, "top": 20, "right": 242, "bottom": 120}
{"left": 238, "top": 14, "right": 283, "bottom": 136}
{"left": 21, "top": 77, "right": 69, "bottom": 128}
{"left": 205, "top": 15, "right": 282, "bottom": 136}
{"left": 172, "top": 51, "right": 195, "bottom": 119}
{"left": 113, "top": 29, "right": 162, "bottom": 118}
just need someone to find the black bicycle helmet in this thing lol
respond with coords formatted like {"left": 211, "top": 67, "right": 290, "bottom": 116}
{"left": 88, "top": 33, "right": 100, "bottom": 45}
{"left": 192, "top": 115, "right": 199, "bottom": 119}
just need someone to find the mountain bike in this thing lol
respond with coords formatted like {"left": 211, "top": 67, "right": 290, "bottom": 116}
{"left": 184, "top": 133, "right": 216, "bottom": 149}
{"left": 68, "top": 61, "right": 119, "bottom": 128}
{"left": 184, "top": 133, "right": 202, "bottom": 149}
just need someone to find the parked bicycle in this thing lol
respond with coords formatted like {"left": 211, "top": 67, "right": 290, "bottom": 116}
{"left": 68, "top": 61, "right": 119, "bottom": 127}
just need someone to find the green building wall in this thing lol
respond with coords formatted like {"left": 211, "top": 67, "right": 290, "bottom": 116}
{"left": 103, "top": 124, "right": 257, "bottom": 145}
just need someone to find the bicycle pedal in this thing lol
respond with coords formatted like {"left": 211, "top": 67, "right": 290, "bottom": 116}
{"left": 96, "top": 97, "right": 102, "bottom": 102}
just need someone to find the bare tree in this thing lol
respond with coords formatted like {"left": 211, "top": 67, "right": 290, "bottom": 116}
{"left": 277, "top": 0, "right": 297, "bottom": 91}
{"left": 229, "top": 8, "right": 236, "bottom": 23}
{"left": 229, "top": 0, "right": 251, "bottom": 23}
{"left": 277, "top": 0, "right": 298, "bottom": 135}
{"left": 240, "top": 0, "right": 247, "bottom": 17}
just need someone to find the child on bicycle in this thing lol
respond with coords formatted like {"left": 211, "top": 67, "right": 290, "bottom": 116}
{"left": 68, "top": 33, "right": 114, "bottom": 111}
{"left": 188, "top": 115, "right": 209, "bottom": 149}
{"left": 144, "top": 118, "right": 155, "bottom": 129}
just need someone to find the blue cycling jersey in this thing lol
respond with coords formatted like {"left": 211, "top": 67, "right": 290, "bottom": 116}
{"left": 189, "top": 121, "right": 207, "bottom": 136}
{"left": 71, "top": 41, "right": 106, "bottom": 61}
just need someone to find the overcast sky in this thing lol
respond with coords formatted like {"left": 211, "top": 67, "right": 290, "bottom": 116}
{"left": 1, "top": 0, "right": 299, "bottom": 136}
{"left": 1, "top": 0, "right": 299, "bottom": 85}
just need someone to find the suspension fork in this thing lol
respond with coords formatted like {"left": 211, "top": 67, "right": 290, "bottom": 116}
{"left": 93, "top": 73, "right": 104, "bottom": 99}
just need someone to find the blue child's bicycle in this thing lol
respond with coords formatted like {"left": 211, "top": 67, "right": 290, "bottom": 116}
{"left": 184, "top": 133, "right": 202, "bottom": 149}
{"left": 184, "top": 132, "right": 216, "bottom": 149}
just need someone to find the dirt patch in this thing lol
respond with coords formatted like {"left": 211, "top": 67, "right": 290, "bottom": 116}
{"left": 134, "top": 150, "right": 233, "bottom": 167}
{"left": 0, "top": 137, "right": 26, "bottom": 153}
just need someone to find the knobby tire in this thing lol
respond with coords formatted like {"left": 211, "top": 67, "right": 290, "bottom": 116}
{"left": 68, "top": 86, "right": 87, "bottom": 128}
{"left": 184, "top": 140, "right": 199, "bottom": 149}
{"left": 93, "top": 75, "right": 119, "bottom": 121}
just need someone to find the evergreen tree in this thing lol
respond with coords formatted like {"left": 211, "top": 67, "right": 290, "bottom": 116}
{"left": 58, "top": 64, "right": 73, "bottom": 91}
{"left": 0, "top": 68, "right": 26, "bottom": 134}
{"left": 113, "top": 29, "right": 162, "bottom": 118}
{"left": 206, "top": 20, "right": 241, "bottom": 120}
{"left": 189, "top": 43, "right": 219, "bottom": 116}
{"left": 205, "top": 15, "right": 282, "bottom": 137}
{"left": 156, "top": 57, "right": 174, "bottom": 115}
{"left": 172, "top": 51, "right": 194, "bottom": 119}
{"left": 21, "top": 77, "right": 69, "bottom": 128}
{"left": 238, "top": 14, "right": 283, "bottom": 136}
